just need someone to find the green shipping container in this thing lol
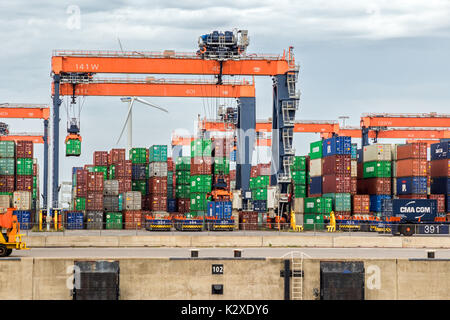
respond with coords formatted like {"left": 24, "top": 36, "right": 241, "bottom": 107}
{"left": 304, "top": 198, "right": 316, "bottom": 213}
{"left": 108, "top": 165, "right": 116, "bottom": 179}
{"left": 190, "top": 175, "right": 212, "bottom": 193}
{"left": 129, "top": 148, "right": 148, "bottom": 164}
{"left": 16, "top": 158, "right": 33, "bottom": 175}
{"left": 292, "top": 156, "right": 306, "bottom": 171}
{"left": 75, "top": 197, "right": 86, "bottom": 211}
{"left": 303, "top": 214, "right": 325, "bottom": 231}
{"left": 32, "top": 188, "right": 37, "bottom": 199}
{"left": 190, "top": 139, "right": 212, "bottom": 157}
{"left": 176, "top": 184, "right": 190, "bottom": 198}
{"left": 291, "top": 171, "right": 306, "bottom": 185}
{"left": 93, "top": 166, "right": 108, "bottom": 180}
{"left": 309, "top": 141, "right": 322, "bottom": 160}
{"left": 294, "top": 185, "right": 307, "bottom": 198}
{"left": 190, "top": 193, "right": 208, "bottom": 211}
{"left": 323, "top": 193, "right": 352, "bottom": 212}
{"left": 0, "top": 192, "right": 13, "bottom": 196}
{"left": 167, "top": 171, "right": 173, "bottom": 185}
{"left": 149, "top": 145, "right": 168, "bottom": 162}
{"left": 33, "top": 176, "right": 37, "bottom": 188}
{"left": 105, "top": 212, "right": 123, "bottom": 229}
{"left": 176, "top": 171, "right": 191, "bottom": 185}
{"left": 214, "top": 157, "right": 230, "bottom": 174}
{"left": 189, "top": 211, "right": 206, "bottom": 218}
{"left": 132, "top": 180, "right": 147, "bottom": 194}
{"left": 252, "top": 188, "right": 267, "bottom": 200}
{"left": 0, "top": 141, "right": 15, "bottom": 158}
{"left": 315, "top": 197, "right": 333, "bottom": 214}
{"left": 66, "top": 139, "right": 81, "bottom": 156}
{"left": 175, "top": 157, "right": 191, "bottom": 171}
{"left": 363, "top": 161, "right": 391, "bottom": 178}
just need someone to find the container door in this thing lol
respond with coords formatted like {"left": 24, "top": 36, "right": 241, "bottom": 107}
{"left": 320, "top": 261, "right": 364, "bottom": 300}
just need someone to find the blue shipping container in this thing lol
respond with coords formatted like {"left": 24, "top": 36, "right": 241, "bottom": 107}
{"left": 322, "top": 136, "right": 352, "bottom": 157}
{"left": 447, "top": 195, "right": 450, "bottom": 212}
{"left": 430, "top": 141, "right": 450, "bottom": 161}
{"left": 351, "top": 144, "right": 358, "bottom": 160}
{"left": 13, "top": 210, "right": 32, "bottom": 230}
{"left": 253, "top": 200, "right": 267, "bottom": 212}
{"left": 72, "top": 167, "right": 83, "bottom": 175}
{"left": 309, "top": 176, "right": 322, "bottom": 195}
{"left": 66, "top": 211, "right": 84, "bottom": 230}
{"left": 430, "top": 177, "right": 450, "bottom": 195}
{"left": 392, "top": 199, "right": 437, "bottom": 222}
{"left": 207, "top": 201, "right": 232, "bottom": 219}
{"left": 370, "top": 195, "right": 391, "bottom": 212}
{"left": 380, "top": 199, "right": 393, "bottom": 216}
{"left": 167, "top": 199, "right": 177, "bottom": 212}
{"left": 132, "top": 164, "right": 147, "bottom": 180}
{"left": 357, "top": 149, "right": 363, "bottom": 163}
{"left": 396, "top": 177, "right": 427, "bottom": 195}
{"left": 230, "top": 150, "right": 236, "bottom": 162}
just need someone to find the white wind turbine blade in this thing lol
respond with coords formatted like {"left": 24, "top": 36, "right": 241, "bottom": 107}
{"left": 116, "top": 98, "right": 134, "bottom": 144}
{"left": 134, "top": 97, "right": 169, "bottom": 113}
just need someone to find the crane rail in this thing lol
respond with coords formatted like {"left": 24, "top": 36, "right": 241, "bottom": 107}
{"left": 362, "top": 112, "right": 450, "bottom": 118}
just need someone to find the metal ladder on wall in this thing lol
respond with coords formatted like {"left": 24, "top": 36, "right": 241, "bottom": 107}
{"left": 281, "top": 251, "right": 311, "bottom": 300}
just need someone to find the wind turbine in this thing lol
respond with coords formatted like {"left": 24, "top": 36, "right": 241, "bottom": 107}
{"left": 116, "top": 97, "right": 169, "bottom": 153}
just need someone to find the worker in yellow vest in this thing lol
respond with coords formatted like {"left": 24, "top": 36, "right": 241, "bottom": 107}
{"left": 328, "top": 211, "right": 336, "bottom": 232}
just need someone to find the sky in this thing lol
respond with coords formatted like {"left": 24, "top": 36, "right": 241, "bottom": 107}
{"left": 1, "top": 0, "right": 450, "bottom": 204}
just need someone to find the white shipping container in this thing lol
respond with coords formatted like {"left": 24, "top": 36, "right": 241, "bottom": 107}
{"left": 363, "top": 144, "right": 392, "bottom": 162}
{"left": 267, "top": 186, "right": 277, "bottom": 209}
{"left": 391, "top": 144, "right": 399, "bottom": 161}
{"left": 392, "top": 161, "right": 397, "bottom": 178}
{"left": 123, "top": 191, "right": 142, "bottom": 210}
{"left": 13, "top": 191, "right": 32, "bottom": 210}
{"left": 309, "top": 158, "right": 322, "bottom": 177}
{"left": 0, "top": 195, "right": 10, "bottom": 208}
{"left": 294, "top": 213, "right": 304, "bottom": 226}
{"left": 351, "top": 160, "right": 358, "bottom": 178}
{"left": 294, "top": 198, "right": 304, "bottom": 214}
{"left": 393, "top": 178, "right": 397, "bottom": 195}
{"left": 149, "top": 162, "right": 168, "bottom": 177}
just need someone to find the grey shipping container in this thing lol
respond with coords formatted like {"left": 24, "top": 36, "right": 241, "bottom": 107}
{"left": 123, "top": 191, "right": 142, "bottom": 210}
{"left": 149, "top": 162, "right": 168, "bottom": 177}
{"left": 104, "top": 180, "right": 119, "bottom": 196}
{"left": 86, "top": 211, "right": 104, "bottom": 229}
{"left": 103, "top": 195, "right": 120, "bottom": 212}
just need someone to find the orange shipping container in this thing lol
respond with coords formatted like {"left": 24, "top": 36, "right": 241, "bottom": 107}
{"left": 396, "top": 143, "right": 427, "bottom": 160}
{"left": 396, "top": 159, "right": 427, "bottom": 177}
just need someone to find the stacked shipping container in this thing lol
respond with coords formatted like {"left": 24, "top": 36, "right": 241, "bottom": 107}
{"left": 429, "top": 141, "right": 450, "bottom": 220}
{"left": 190, "top": 139, "right": 212, "bottom": 217}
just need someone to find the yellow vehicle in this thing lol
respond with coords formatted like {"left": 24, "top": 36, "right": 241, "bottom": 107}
{"left": 0, "top": 208, "right": 28, "bottom": 257}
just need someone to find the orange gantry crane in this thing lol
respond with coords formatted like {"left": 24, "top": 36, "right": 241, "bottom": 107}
{"left": 0, "top": 103, "right": 50, "bottom": 207}
{"left": 50, "top": 40, "right": 300, "bottom": 208}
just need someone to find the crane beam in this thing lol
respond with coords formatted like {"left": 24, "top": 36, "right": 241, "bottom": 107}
{"left": 0, "top": 104, "right": 50, "bottom": 120}
{"left": 361, "top": 113, "right": 450, "bottom": 127}
{"left": 56, "top": 81, "right": 256, "bottom": 98}
{"left": 51, "top": 51, "right": 290, "bottom": 75}
{"left": 0, "top": 135, "right": 44, "bottom": 144}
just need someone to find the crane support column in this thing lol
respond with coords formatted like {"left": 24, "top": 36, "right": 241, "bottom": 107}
{"left": 43, "top": 119, "right": 49, "bottom": 209}
{"left": 236, "top": 97, "right": 256, "bottom": 192}
{"left": 270, "top": 72, "right": 299, "bottom": 192}
{"left": 361, "top": 127, "right": 370, "bottom": 147}
{"left": 52, "top": 74, "right": 62, "bottom": 209}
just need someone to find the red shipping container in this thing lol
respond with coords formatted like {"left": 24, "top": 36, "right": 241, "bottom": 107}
{"left": 430, "top": 159, "right": 450, "bottom": 177}
{"left": 148, "top": 177, "right": 168, "bottom": 195}
{"left": 93, "top": 151, "right": 108, "bottom": 166}
{"left": 86, "top": 192, "right": 103, "bottom": 211}
{"left": 365, "top": 178, "right": 391, "bottom": 195}
{"left": 149, "top": 194, "right": 167, "bottom": 211}
{"left": 335, "top": 212, "right": 351, "bottom": 217}
{"left": 0, "top": 176, "right": 14, "bottom": 193}
{"left": 87, "top": 172, "right": 104, "bottom": 192}
{"left": 230, "top": 170, "right": 236, "bottom": 180}
{"left": 167, "top": 157, "right": 174, "bottom": 172}
{"left": 16, "top": 140, "right": 33, "bottom": 159}
{"left": 76, "top": 184, "right": 87, "bottom": 197}
{"left": 33, "top": 164, "right": 38, "bottom": 176}
{"left": 257, "top": 163, "right": 272, "bottom": 176}
{"left": 398, "top": 194, "right": 427, "bottom": 199}
{"left": 351, "top": 177, "right": 357, "bottom": 195}
{"left": 239, "top": 211, "right": 258, "bottom": 230}
{"left": 322, "top": 155, "right": 351, "bottom": 175}
{"left": 190, "top": 157, "right": 212, "bottom": 175}
{"left": 429, "top": 194, "right": 446, "bottom": 213}
{"left": 16, "top": 175, "right": 33, "bottom": 192}
{"left": 322, "top": 174, "right": 351, "bottom": 193}
{"left": 123, "top": 210, "right": 142, "bottom": 229}
{"left": 118, "top": 177, "right": 132, "bottom": 194}
{"left": 353, "top": 195, "right": 370, "bottom": 214}
{"left": 212, "top": 138, "right": 233, "bottom": 157}
{"left": 396, "top": 159, "right": 428, "bottom": 177}
{"left": 191, "top": 157, "right": 213, "bottom": 166}
{"left": 250, "top": 166, "right": 258, "bottom": 178}
{"left": 396, "top": 143, "right": 427, "bottom": 160}
{"left": 357, "top": 162, "right": 364, "bottom": 179}
{"left": 176, "top": 198, "right": 190, "bottom": 213}
{"left": 109, "top": 149, "right": 126, "bottom": 165}
{"left": 84, "top": 164, "right": 94, "bottom": 171}
{"left": 141, "top": 195, "right": 150, "bottom": 211}
{"left": 76, "top": 169, "right": 88, "bottom": 185}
